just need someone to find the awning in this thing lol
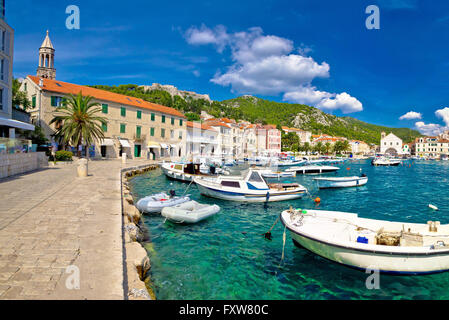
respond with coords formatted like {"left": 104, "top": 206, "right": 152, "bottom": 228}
{"left": 101, "top": 138, "right": 114, "bottom": 146}
{"left": 160, "top": 143, "right": 168, "bottom": 149}
{"left": 148, "top": 141, "right": 160, "bottom": 148}
{"left": 170, "top": 144, "right": 177, "bottom": 149}
{"left": 0, "top": 117, "right": 35, "bottom": 131}
{"left": 119, "top": 139, "right": 131, "bottom": 148}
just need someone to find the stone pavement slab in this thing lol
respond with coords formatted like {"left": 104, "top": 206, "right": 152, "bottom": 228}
{"left": 0, "top": 159, "right": 145, "bottom": 300}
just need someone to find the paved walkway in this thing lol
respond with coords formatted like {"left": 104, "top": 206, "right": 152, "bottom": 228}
{"left": 0, "top": 159, "right": 151, "bottom": 300}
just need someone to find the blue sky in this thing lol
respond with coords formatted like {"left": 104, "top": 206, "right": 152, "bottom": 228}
{"left": 7, "top": 0, "right": 449, "bottom": 134}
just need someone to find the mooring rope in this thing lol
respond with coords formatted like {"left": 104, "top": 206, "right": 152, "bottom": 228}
{"left": 182, "top": 178, "right": 195, "bottom": 196}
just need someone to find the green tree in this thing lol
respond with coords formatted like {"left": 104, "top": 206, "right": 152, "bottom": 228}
{"left": 324, "top": 142, "right": 332, "bottom": 154}
{"left": 302, "top": 142, "right": 311, "bottom": 154}
{"left": 314, "top": 142, "right": 324, "bottom": 155}
{"left": 50, "top": 92, "right": 107, "bottom": 157}
{"left": 12, "top": 79, "right": 31, "bottom": 110}
{"left": 185, "top": 112, "right": 201, "bottom": 122}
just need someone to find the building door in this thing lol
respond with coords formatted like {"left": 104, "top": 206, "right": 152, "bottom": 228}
{"left": 101, "top": 146, "right": 107, "bottom": 157}
{"left": 134, "top": 144, "right": 141, "bottom": 158}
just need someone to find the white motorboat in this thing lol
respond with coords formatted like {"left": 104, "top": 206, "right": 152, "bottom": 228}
{"left": 194, "top": 169, "right": 307, "bottom": 202}
{"left": 276, "top": 159, "right": 307, "bottom": 167}
{"left": 314, "top": 175, "right": 368, "bottom": 189}
{"left": 371, "top": 157, "right": 401, "bottom": 166}
{"left": 136, "top": 192, "right": 190, "bottom": 214}
{"left": 162, "top": 162, "right": 228, "bottom": 183}
{"left": 161, "top": 200, "right": 220, "bottom": 224}
{"left": 259, "top": 168, "right": 296, "bottom": 179}
{"left": 285, "top": 165, "right": 340, "bottom": 174}
{"left": 280, "top": 208, "right": 449, "bottom": 274}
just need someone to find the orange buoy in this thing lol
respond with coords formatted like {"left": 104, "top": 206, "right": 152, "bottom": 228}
{"left": 314, "top": 197, "right": 321, "bottom": 204}
{"left": 346, "top": 167, "right": 350, "bottom": 170}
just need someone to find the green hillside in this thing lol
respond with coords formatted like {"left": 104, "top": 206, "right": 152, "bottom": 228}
{"left": 89, "top": 84, "right": 420, "bottom": 144}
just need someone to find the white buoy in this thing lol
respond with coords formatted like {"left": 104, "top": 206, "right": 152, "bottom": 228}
{"left": 429, "top": 204, "right": 439, "bottom": 211}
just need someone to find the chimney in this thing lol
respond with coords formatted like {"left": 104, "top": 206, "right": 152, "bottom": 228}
{"left": 39, "top": 78, "right": 44, "bottom": 87}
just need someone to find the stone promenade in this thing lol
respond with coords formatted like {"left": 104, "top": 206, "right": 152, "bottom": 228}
{"left": 0, "top": 159, "right": 150, "bottom": 299}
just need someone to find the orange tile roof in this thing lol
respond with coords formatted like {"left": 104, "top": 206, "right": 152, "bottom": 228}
{"left": 28, "top": 75, "right": 185, "bottom": 118}
{"left": 186, "top": 121, "right": 215, "bottom": 131}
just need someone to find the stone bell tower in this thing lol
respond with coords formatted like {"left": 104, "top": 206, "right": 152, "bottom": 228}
{"left": 36, "top": 30, "right": 56, "bottom": 80}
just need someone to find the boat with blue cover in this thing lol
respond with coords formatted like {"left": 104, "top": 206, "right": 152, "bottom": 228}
{"left": 194, "top": 168, "right": 307, "bottom": 202}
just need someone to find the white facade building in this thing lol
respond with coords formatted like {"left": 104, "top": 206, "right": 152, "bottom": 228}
{"left": 380, "top": 132, "right": 403, "bottom": 155}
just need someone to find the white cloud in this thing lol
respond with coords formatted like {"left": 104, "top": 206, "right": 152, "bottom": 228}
{"left": 435, "top": 107, "right": 449, "bottom": 127}
{"left": 184, "top": 24, "right": 229, "bottom": 52}
{"left": 415, "top": 121, "right": 443, "bottom": 136}
{"left": 399, "top": 111, "right": 422, "bottom": 120}
{"left": 317, "top": 92, "right": 364, "bottom": 114}
{"left": 183, "top": 24, "right": 363, "bottom": 113}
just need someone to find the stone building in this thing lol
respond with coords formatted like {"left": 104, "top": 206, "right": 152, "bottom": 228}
{"left": 380, "top": 132, "right": 403, "bottom": 156}
{"left": 0, "top": 0, "right": 35, "bottom": 141}
{"left": 21, "top": 76, "right": 187, "bottom": 160}
{"left": 19, "top": 31, "right": 187, "bottom": 160}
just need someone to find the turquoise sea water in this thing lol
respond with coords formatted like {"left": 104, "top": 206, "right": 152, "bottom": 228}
{"left": 129, "top": 160, "right": 449, "bottom": 300}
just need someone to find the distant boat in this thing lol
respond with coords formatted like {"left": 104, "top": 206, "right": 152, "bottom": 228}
{"left": 314, "top": 175, "right": 368, "bottom": 189}
{"left": 281, "top": 208, "right": 449, "bottom": 274}
{"left": 371, "top": 158, "right": 401, "bottom": 166}
{"left": 285, "top": 165, "right": 340, "bottom": 174}
{"left": 161, "top": 162, "right": 228, "bottom": 183}
{"left": 258, "top": 168, "right": 297, "bottom": 178}
{"left": 194, "top": 169, "right": 307, "bottom": 202}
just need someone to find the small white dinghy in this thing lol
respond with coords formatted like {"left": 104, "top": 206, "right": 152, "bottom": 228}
{"left": 314, "top": 175, "right": 368, "bottom": 189}
{"left": 136, "top": 192, "right": 190, "bottom": 214}
{"left": 281, "top": 208, "right": 449, "bottom": 274}
{"left": 161, "top": 200, "right": 220, "bottom": 224}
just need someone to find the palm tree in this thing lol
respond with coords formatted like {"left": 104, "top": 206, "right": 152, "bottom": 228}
{"left": 50, "top": 92, "right": 107, "bottom": 157}
{"left": 341, "top": 140, "right": 351, "bottom": 154}
{"left": 324, "top": 142, "right": 332, "bottom": 155}
{"left": 314, "top": 142, "right": 323, "bottom": 155}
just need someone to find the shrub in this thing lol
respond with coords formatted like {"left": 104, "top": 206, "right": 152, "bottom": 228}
{"left": 55, "top": 150, "right": 73, "bottom": 161}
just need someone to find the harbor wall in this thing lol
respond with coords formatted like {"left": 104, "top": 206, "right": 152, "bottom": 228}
{"left": 121, "top": 164, "right": 158, "bottom": 300}
{"left": 0, "top": 152, "right": 48, "bottom": 179}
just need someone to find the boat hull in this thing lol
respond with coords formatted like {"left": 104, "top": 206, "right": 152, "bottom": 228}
{"left": 315, "top": 177, "right": 368, "bottom": 189}
{"left": 196, "top": 183, "right": 305, "bottom": 202}
{"left": 281, "top": 213, "right": 449, "bottom": 275}
{"left": 162, "top": 166, "right": 200, "bottom": 182}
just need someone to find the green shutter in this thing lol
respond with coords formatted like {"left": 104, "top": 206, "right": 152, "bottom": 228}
{"left": 51, "top": 96, "right": 56, "bottom": 107}
{"left": 120, "top": 123, "right": 126, "bottom": 133}
{"left": 137, "top": 110, "right": 142, "bottom": 119}
{"left": 150, "top": 127, "right": 154, "bottom": 136}
{"left": 102, "top": 104, "right": 108, "bottom": 114}
{"left": 102, "top": 122, "right": 107, "bottom": 132}
{"left": 151, "top": 113, "right": 155, "bottom": 121}
{"left": 134, "top": 145, "right": 138, "bottom": 157}
{"left": 161, "top": 128, "right": 165, "bottom": 138}
{"left": 136, "top": 126, "right": 141, "bottom": 138}
{"left": 171, "top": 117, "right": 174, "bottom": 125}
{"left": 162, "top": 115, "right": 166, "bottom": 123}
{"left": 180, "top": 119, "right": 183, "bottom": 126}
{"left": 32, "top": 96, "right": 36, "bottom": 107}
{"left": 121, "top": 107, "right": 126, "bottom": 117}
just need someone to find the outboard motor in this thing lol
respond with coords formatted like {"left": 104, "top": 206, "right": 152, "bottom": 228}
{"left": 210, "top": 165, "right": 216, "bottom": 175}
{"left": 169, "top": 189, "right": 176, "bottom": 198}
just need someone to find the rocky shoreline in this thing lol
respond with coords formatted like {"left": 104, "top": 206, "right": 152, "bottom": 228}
{"left": 121, "top": 164, "right": 158, "bottom": 300}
